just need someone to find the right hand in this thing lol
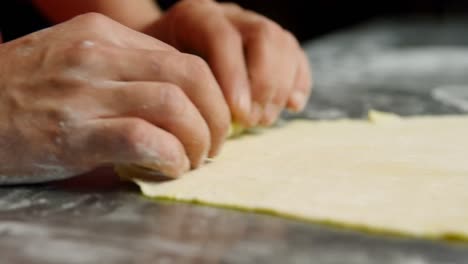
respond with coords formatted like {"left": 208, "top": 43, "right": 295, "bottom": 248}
{"left": 0, "top": 13, "right": 230, "bottom": 183}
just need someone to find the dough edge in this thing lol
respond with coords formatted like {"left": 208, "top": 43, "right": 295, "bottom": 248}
{"left": 122, "top": 113, "right": 468, "bottom": 242}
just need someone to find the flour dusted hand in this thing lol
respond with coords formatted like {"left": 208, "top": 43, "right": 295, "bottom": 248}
{"left": 146, "top": 0, "right": 312, "bottom": 127}
{"left": 0, "top": 13, "right": 231, "bottom": 184}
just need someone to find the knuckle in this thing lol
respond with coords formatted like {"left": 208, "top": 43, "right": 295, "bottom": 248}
{"left": 218, "top": 27, "right": 242, "bottom": 46}
{"left": 158, "top": 84, "right": 188, "bottom": 117}
{"left": 251, "top": 19, "right": 280, "bottom": 40}
{"left": 186, "top": 54, "right": 209, "bottom": 70}
{"left": 222, "top": 2, "right": 243, "bottom": 12}
{"left": 172, "top": 0, "right": 210, "bottom": 18}
{"left": 50, "top": 105, "right": 73, "bottom": 122}
{"left": 73, "top": 12, "right": 112, "bottom": 29}
{"left": 119, "top": 120, "right": 149, "bottom": 152}
{"left": 184, "top": 54, "right": 212, "bottom": 79}
{"left": 178, "top": 0, "right": 210, "bottom": 9}
{"left": 65, "top": 40, "right": 103, "bottom": 67}
{"left": 284, "top": 30, "right": 300, "bottom": 47}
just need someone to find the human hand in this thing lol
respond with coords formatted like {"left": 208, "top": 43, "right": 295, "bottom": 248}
{"left": 0, "top": 13, "right": 230, "bottom": 183}
{"left": 146, "top": 0, "right": 312, "bottom": 127}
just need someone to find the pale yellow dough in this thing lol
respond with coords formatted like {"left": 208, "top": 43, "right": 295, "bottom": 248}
{"left": 134, "top": 115, "right": 468, "bottom": 240}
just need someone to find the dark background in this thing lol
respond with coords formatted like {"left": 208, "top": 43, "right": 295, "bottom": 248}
{"left": 1, "top": 0, "right": 468, "bottom": 42}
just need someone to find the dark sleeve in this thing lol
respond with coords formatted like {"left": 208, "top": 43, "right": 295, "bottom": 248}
{"left": 0, "top": 0, "right": 50, "bottom": 42}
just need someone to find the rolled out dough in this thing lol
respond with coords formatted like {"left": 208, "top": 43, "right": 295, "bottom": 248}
{"left": 134, "top": 115, "right": 468, "bottom": 241}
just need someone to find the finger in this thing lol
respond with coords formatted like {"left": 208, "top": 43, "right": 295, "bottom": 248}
{"left": 98, "top": 81, "right": 211, "bottom": 169}
{"left": 90, "top": 46, "right": 231, "bottom": 157}
{"left": 287, "top": 49, "right": 313, "bottom": 112}
{"left": 65, "top": 118, "right": 190, "bottom": 178}
{"left": 256, "top": 31, "right": 300, "bottom": 125}
{"left": 223, "top": 6, "right": 298, "bottom": 126}
{"left": 166, "top": 0, "right": 253, "bottom": 127}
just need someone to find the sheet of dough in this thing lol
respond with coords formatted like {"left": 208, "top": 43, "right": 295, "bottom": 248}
{"left": 135, "top": 115, "right": 468, "bottom": 240}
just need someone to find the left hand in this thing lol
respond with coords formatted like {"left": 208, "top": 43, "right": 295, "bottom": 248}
{"left": 146, "top": 0, "right": 312, "bottom": 127}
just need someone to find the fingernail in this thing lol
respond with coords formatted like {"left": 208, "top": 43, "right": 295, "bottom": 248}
{"left": 194, "top": 150, "right": 208, "bottom": 169}
{"left": 263, "top": 103, "right": 280, "bottom": 125}
{"left": 250, "top": 102, "right": 263, "bottom": 126}
{"left": 237, "top": 90, "right": 251, "bottom": 115}
{"left": 289, "top": 91, "right": 306, "bottom": 112}
{"left": 210, "top": 141, "right": 223, "bottom": 157}
{"left": 183, "top": 155, "right": 191, "bottom": 172}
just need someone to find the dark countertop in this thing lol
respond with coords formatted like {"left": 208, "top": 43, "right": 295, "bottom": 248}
{"left": 1, "top": 18, "right": 468, "bottom": 264}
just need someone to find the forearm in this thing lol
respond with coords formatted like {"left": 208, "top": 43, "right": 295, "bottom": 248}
{"left": 33, "top": 0, "right": 162, "bottom": 31}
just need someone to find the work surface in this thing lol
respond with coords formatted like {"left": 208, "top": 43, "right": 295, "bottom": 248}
{"left": 2, "top": 18, "right": 468, "bottom": 264}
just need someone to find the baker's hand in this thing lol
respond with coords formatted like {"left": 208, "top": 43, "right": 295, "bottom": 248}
{"left": 146, "top": 0, "right": 312, "bottom": 127}
{"left": 0, "top": 13, "right": 230, "bottom": 183}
